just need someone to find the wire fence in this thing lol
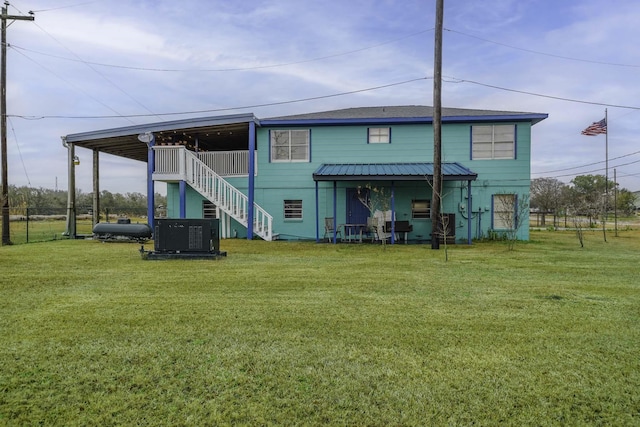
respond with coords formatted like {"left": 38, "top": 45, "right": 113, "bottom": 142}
{"left": 1, "top": 206, "right": 151, "bottom": 245}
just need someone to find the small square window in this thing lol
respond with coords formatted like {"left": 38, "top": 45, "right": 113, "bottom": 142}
{"left": 412, "top": 199, "right": 430, "bottom": 219}
{"left": 284, "top": 199, "right": 303, "bottom": 219}
{"left": 368, "top": 127, "right": 390, "bottom": 144}
{"left": 203, "top": 200, "right": 217, "bottom": 219}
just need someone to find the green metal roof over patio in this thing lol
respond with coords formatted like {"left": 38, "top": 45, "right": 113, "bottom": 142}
{"left": 312, "top": 162, "right": 478, "bottom": 182}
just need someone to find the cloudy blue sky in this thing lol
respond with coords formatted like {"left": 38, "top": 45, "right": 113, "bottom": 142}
{"left": 4, "top": 0, "right": 640, "bottom": 195}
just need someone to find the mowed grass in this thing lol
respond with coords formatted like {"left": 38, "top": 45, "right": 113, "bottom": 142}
{"left": 1, "top": 231, "right": 639, "bottom": 425}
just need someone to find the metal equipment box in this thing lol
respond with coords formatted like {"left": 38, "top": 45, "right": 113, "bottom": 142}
{"left": 154, "top": 218, "right": 220, "bottom": 253}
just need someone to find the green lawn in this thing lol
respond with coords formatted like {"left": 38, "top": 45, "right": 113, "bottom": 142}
{"left": 1, "top": 231, "right": 639, "bottom": 425}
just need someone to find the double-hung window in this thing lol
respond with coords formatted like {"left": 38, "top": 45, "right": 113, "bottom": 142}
{"left": 368, "top": 127, "right": 391, "bottom": 144}
{"left": 493, "top": 194, "right": 517, "bottom": 229}
{"left": 472, "top": 125, "right": 516, "bottom": 159}
{"left": 271, "top": 130, "right": 310, "bottom": 162}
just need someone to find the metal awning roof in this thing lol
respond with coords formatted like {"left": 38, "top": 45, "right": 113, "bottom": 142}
{"left": 63, "top": 113, "right": 258, "bottom": 162}
{"left": 313, "top": 162, "right": 478, "bottom": 181}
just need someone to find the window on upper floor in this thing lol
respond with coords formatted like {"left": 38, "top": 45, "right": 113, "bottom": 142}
{"left": 271, "top": 130, "right": 310, "bottom": 162}
{"left": 284, "top": 199, "right": 303, "bottom": 220}
{"left": 368, "top": 127, "right": 391, "bottom": 144}
{"left": 411, "top": 199, "right": 431, "bottom": 219}
{"left": 471, "top": 124, "right": 516, "bottom": 160}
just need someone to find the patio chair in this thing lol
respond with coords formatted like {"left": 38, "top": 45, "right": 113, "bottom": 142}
{"left": 324, "top": 217, "right": 342, "bottom": 242}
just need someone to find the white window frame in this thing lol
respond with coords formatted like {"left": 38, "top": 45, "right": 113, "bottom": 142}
{"left": 202, "top": 200, "right": 217, "bottom": 219}
{"left": 271, "top": 129, "right": 310, "bottom": 162}
{"left": 492, "top": 194, "right": 517, "bottom": 230}
{"left": 284, "top": 199, "right": 303, "bottom": 220}
{"left": 411, "top": 199, "right": 431, "bottom": 219}
{"left": 368, "top": 127, "right": 391, "bottom": 144}
{"left": 472, "top": 125, "right": 516, "bottom": 160}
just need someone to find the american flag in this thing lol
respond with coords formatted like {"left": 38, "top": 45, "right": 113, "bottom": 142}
{"left": 581, "top": 118, "right": 607, "bottom": 136}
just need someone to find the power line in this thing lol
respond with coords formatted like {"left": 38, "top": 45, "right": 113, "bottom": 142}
{"left": 8, "top": 77, "right": 431, "bottom": 120}
{"left": 532, "top": 150, "right": 640, "bottom": 175}
{"left": 444, "top": 27, "right": 640, "bottom": 69}
{"left": 445, "top": 76, "right": 640, "bottom": 110}
{"left": 10, "top": 3, "right": 159, "bottom": 122}
{"left": 7, "top": 116, "right": 30, "bottom": 185}
{"left": 7, "top": 27, "right": 435, "bottom": 72}
{"left": 24, "top": 1, "right": 98, "bottom": 14}
{"left": 12, "top": 48, "right": 136, "bottom": 123}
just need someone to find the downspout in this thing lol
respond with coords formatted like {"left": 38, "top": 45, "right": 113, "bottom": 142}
{"left": 247, "top": 121, "right": 256, "bottom": 240}
{"left": 390, "top": 181, "right": 395, "bottom": 244}
{"left": 467, "top": 180, "right": 472, "bottom": 245}
{"left": 92, "top": 150, "right": 99, "bottom": 228}
{"left": 138, "top": 132, "right": 155, "bottom": 232}
{"left": 315, "top": 181, "right": 320, "bottom": 242}
{"left": 332, "top": 181, "right": 337, "bottom": 243}
{"left": 61, "top": 137, "right": 76, "bottom": 238}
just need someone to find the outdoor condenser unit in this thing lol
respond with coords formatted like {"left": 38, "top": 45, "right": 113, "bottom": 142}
{"left": 154, "top": 218, "right": 220, "bottom": 253}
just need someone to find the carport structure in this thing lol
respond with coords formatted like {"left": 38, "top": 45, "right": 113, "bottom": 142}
{"left": 61, "top": 113, "right": 259, "bottom": 237}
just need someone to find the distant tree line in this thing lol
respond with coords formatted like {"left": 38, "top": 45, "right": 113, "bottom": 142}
{"left": 530, "top": 175, "right": 637, "bottom": 226}
{"left": 6, "top": 185, "right": 167, "bottom": 216}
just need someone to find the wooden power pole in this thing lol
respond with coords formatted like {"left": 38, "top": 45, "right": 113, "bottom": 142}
{"left": 431, "top": 0, "right": 443, "bottom": 250}
{"left": 1, "top": 2, "right": 33, "bottom": 245}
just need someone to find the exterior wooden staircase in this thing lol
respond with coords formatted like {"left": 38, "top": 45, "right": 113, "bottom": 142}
{"left": 154, "top": 146, "right": 274, "bottom": 241}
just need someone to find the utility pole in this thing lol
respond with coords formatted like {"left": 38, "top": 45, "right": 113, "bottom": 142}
{"left": 1, "top": 1, "right": 33, "bottom": 245}
{"left": 431, "top": 0, "right": 443, "bottom": 250}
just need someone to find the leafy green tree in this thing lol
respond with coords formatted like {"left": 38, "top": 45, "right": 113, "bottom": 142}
{"left": 570, "top": 175, "right": 616, "bottom": 223}
{"left": 616, "top": 189, "right": 636, "bottom": 216}
{"left": 530, "top": 178, "right": 567, "bottom": 226}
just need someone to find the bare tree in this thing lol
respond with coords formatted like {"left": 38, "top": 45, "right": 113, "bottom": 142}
{"left": 493, "top": 193, "right": 530, "bottom": 251}
{"left": 357, "top": 184, "right": 391, "bottom": 248}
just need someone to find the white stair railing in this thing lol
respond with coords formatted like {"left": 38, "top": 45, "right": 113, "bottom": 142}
{"left": 180, "top": 148, "right": 273, "bottom": 241}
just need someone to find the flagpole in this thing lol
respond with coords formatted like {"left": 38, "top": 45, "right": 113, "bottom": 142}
{"left": 604, "top": 108, "right": 608, "bottom": 242}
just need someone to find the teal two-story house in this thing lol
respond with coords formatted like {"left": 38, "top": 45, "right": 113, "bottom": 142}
{"left": 63, "top": 105, "right": 547, "bottom": 244}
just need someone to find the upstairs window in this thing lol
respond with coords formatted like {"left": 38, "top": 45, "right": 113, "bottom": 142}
{"left": 284, "top": 199, "right": 303, "bottom": 220}
{"left": 271, "top": 130, "right": 310, "bottom": 162}
{"left": 472, "top": 125, "right": 516, "bottom": 159}
{"left": 368, "top": 127, "right": 391, "bottom": 144}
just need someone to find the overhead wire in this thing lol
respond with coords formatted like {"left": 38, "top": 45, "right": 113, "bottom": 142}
{"left": 443, "top": 76, "right": 640, "bottom": 110}
{"left": 11, "top": 48, "right": 137, "bottom": 123}
{"left": 7, "top": 27, "right": 435, "bottom": 72}
{"left": 8, "top": 77, "right": 431, "bottom": 119}
{"left": 532, "top": 150, "right": 640, "bottom": 175}
{"left": 27, "top": 1, "right": 99, "bottom": 14}
{"left": 444, "top": 27, "right": 640, "bottom": 69}
{"left": 7, "top": 117, "right": 31, "bottom": 186}
{"left": 9, "top": 3, "right": 160, "bottom": 123}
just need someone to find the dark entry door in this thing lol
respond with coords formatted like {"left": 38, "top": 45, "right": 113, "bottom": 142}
{"left": 346, "top": 188, "right": 370, "bottom": 225}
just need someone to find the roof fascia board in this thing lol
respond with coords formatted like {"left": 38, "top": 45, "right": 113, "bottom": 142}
{"left": 313, "top": 174, "right": 477, "bottom": 182}
{"left": 261, "top": 113, "right": 548, "bottom": 127}
{"left": 65, "top": 113, "right": 258, "bottom": 143}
